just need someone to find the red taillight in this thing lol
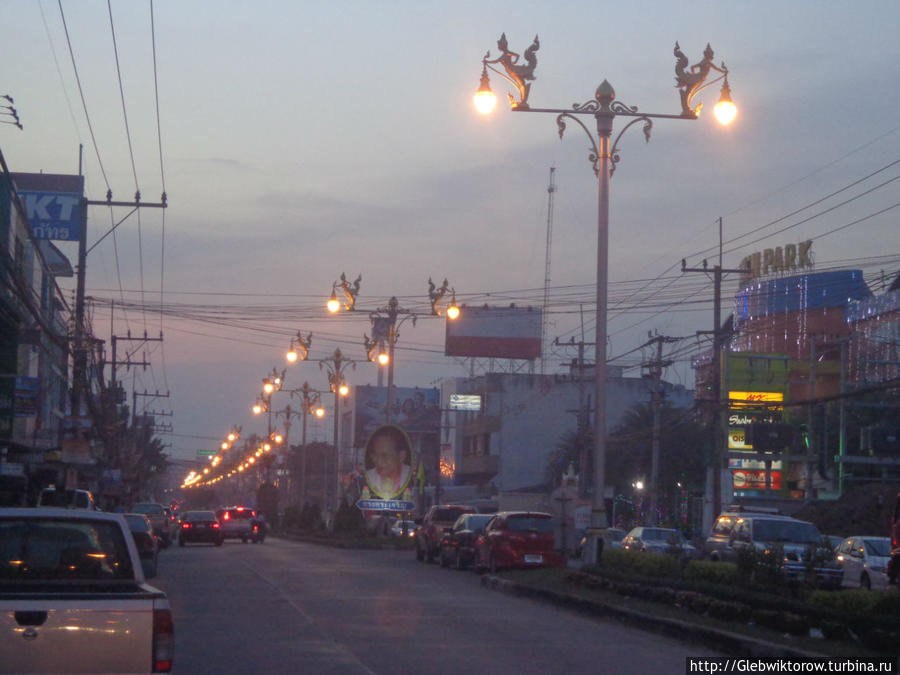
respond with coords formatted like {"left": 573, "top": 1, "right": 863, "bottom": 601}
{"left": 152, "top": 608, "right": 174, "bottom": 672}
{"left": 181, "top": 523, "right": 191, "bottom": 529}
{"left": 223, "top": 512, "right": 230, "bottom": 521}
{"left": 253, "top": 524, "right": 259, "bottom": 532}
{"left": 211, "top": 522, "right": 220, "bottom": 529}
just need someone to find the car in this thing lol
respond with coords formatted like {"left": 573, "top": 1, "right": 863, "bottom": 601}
{"left": 836, "top": 536, "right": 892, "bottom": 590}
{"left": 178, "top": 510, "right": 224, "bottom": 546}
{"left": 414, "top": 504, "right": 476, "bottom": 562}
{"left": 389, "top": 519, "right": 417, "bottom": 538}
{"left": 36, "top": 487, "right": 95, "bottom": 510}
{"left": 577, "top": 527, "right": 626, "bottom": 558}
{"left": 438, "top": 513, "right": 494, "bottom": 569}
{"left": 131, "top": 502, "right": 171, "bottom": 547}
{"left": 621, "top": 527, "right": 697, "bottom": 558}
{"left": 124, "top": 512, "right": 160, "bottom": 578}
{"left": 473, "top": 511, "right": 566, "bottom": 574}
{"left": 705, "top": 506, "right": 842, "bottom": 589}
{"left": 215, "top": 506, "right": 262, "bottom": 543}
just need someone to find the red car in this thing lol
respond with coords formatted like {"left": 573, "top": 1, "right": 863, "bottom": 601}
{"left": 473, "top": 511, "right": 565, "bottom": 573}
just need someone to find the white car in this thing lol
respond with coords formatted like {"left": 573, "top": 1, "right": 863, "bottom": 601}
{"left": 836, "top": 536, "right": 891, "bottom": 590}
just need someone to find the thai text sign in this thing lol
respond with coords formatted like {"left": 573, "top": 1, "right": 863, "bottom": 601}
{"left": 12, "top": 173, "right": 84, "bottom": 241}
{"left": 356, "top": 499, "right": 416, "bottom": 511}
{"left": 728, "top": 391, "right": 783, "bottom": 409}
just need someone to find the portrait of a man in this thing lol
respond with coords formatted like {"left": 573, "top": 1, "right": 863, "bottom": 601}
{"left": 363, "top": 424, "right": 413, "bottom": 500}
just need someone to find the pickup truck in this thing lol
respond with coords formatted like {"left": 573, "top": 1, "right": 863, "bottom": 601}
{"left": 0, "top": 508, "right": 174, "bottom": 674}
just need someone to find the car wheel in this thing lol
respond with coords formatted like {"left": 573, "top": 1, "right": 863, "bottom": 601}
{"left": 178, "top": 536, "right": 185, "bottom": 547}
{"left": 861, "top": 572, "right": 871, "bottom": 590}
{"left": 455, "top": 550, "right": 464, "bottom": 570}
{"left": 439, "top": 548, "right": 447, "bottom": 567}
{"left": 489, "top": 554, "right": 498, "bottom": 575}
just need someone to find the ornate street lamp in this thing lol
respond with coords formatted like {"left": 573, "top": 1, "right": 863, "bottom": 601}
{"left": 286, "top": 331, "right": 312, "bottom": 364}
{"left": 476, "top": 34, "right": 736, "bottom": 564}
{"left": 320, "top": 348, "right": 356, "bottom": 508}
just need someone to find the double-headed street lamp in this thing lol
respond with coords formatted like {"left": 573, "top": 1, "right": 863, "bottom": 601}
{"left": 320, "top": 348, "right": 355, "bottom": 507}
{"left": 476, "top": 34, "right": 736, "bottom": 563}
{"left": 329, "top": 274, "right": 458, "bottom": 424}
{"left": 281, "top": 381, "right": 327, "bottom": 506}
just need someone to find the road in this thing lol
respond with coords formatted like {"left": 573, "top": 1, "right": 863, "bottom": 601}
{"left": 152, "top": 535, "right": 721, "bottom": 674}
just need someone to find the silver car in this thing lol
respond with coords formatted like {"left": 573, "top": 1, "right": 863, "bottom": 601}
{"left": 836, "top": 536, "right": 891, "bottom": 590}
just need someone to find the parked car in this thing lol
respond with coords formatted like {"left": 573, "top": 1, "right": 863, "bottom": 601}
{"left": 124, "top": 512, "right": 160, "bottom": 578}
{"left": 837, "top": 536, "right": 891, "bottom": 590}
{"left": 438, "top": 513, "right": 494, "bottom": 569}
{"left": 414, "top": 505, "right": 476, "bottom": 562}
{"left": 215, "top": 506, "right": 261, "bottom": 543}
{"left": 473, "top": 511, "right": 566, "bottom": 574}
{"left": 705, "top": 507, "right": 842, "bottom": 589}
{"left": 178, "top": 510, "right": 224, "bottom": 546}
{"left": 577, "top": 527, "right": 627, "bottom": 558}
{"left": 131, "top": 502, "right": 171, "bottom": 547}
{"left": 621, "top": 527, "right": 697, "bottom": 558}
{"left": 36, "top": 487, "right": 95, "bottom": 510}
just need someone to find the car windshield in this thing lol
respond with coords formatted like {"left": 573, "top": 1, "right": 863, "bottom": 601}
{"left": 124, "top": 514, "right": 152, "bottom": 532}
{"left": 0, "top": 516, "right": 135, "bottom": 581}
{"left": 863, "top": 538, "right": 891, "bottom": 557}
{"left": 642, "top": 529, "right": 684, "bottom": 544}
{"left": 434, "top": 508, "right": 471, "bottom": 522}
{"left": 506, "top": 516, "right": 554, "bottom": 533}
{"left": 185, "top": 511, "right": 217, "bottom": 522}
{"left": 753, "top": 519, "right": 821, "bottom": 544}
{"left": 465, "top": 515, "right": 493, "bottom": 532}
{"left": 132, "top": 504, "right": 164, "bottom": 516}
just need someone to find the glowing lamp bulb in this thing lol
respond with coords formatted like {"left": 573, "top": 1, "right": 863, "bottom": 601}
{"left": 286, "top": 349, "right": 298, "bottom": 363}
{"left": 338, "top": 384, "right": 349, "bottom": 397}
{"left": 474, "top": 68, "right": 496, "bottom": 115}
{"left": 315, "top": 407, "right": 325, "bottom": 418}
{"left": 252, "top": 404, "right": 263, "bottom": 415}
{"left": 327, "top": 292, "right": 340, "bottom": 313}
{"left": 714, "top": 80, "right": 737, "bottom": 126}
{"left": 446, "top": 304, "right": 460, "bottom": 320}
{"left": 377, "top": 353, "right": 390, "bottom": 366}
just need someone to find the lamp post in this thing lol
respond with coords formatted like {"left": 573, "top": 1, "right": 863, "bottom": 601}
{"left": 476, "top": 34, "right": 736, "bottom": 564}
{"left": 320, "top": 348, "right": 355, "bottom": 510}
{"left": 330, "top": 275, "right": 458, "bottom": 424}
{"left": 285, "top": 381, "right": 326, "bottom": 505}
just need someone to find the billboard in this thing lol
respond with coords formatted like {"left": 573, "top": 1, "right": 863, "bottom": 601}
{"left": 11, "top": 173, "right": 84, "bottom": 241}
{"left": 353, "top": 385, "right": 440, "bottom": 446}
{"left": 445, "top": 305, "right": 542, "bottom": 360}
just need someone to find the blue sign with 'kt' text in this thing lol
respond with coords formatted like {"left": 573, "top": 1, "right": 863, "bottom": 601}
{"left": 20, "top": 190, "right": 82, "bottom": 241}
{"left": 12, "top": 173, "right": 85, "bottom": 241}
{"left": 356, "top": 499, "right": 416, "bottom": 512}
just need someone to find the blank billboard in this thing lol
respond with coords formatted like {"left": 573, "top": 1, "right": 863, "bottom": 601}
{"left": 445, "top": 305, "right": 542, "bottom": 360}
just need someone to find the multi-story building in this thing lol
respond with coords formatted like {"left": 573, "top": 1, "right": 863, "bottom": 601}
{"left": 0, "top": 164, "right": 73, "bottom": 505}
{"left": 440, "top": 367, "right": 694, "bottom": 494}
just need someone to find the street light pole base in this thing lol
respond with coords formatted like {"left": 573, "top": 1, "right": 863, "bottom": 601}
{"left": 581, "top": 528, "right": 608, "bottom": 565}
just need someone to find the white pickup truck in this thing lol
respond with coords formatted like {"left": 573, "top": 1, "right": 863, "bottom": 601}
{"left": 0, "top": 508, "right": 174, "bottom": 674}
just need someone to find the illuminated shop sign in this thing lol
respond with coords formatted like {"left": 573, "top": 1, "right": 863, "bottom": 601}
{"left": 732, "top": 470, "right": 782, "bottom": 491}
{"left": 449, "top": 394, "right": 482, "bottom": 411}
{"left": 728, "top": 391, "right": 783, "bottom": 409}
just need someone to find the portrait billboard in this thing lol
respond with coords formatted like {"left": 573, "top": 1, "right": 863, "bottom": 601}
{"left": 360, "top": 424, "right": 414, "bottom": 501}
{"left": 353, "top": 385, "right": 439, "bottom": 446}
{"left": 12, "top": 173, "right": 84, "bottom": 241}
{"left": 445, "top": 305, "right": 542, "bottom": 360}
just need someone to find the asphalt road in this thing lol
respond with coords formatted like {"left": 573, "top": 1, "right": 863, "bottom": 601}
{"left": 151, "top": 535, "right": 722, "bottom": 674}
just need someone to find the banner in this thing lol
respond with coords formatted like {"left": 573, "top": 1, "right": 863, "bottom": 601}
{"left": 12, "top": 173, "right": 84, "bottom": 241}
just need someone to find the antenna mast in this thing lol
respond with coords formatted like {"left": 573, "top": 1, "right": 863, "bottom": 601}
{"left": 541, "top": 167, "right": 556, "bottom": 375}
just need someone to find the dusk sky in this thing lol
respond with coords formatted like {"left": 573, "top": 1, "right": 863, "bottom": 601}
{"left": 2, "top": 1, "right": 899, "bottom": 465}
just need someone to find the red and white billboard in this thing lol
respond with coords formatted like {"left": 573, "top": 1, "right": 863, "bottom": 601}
{"left": 445, "top": 305, "right": 542, "bottom": 360}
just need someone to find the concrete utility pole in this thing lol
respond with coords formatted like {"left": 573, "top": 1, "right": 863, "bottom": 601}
{"left": 644, "top": 333, "right": 679, "bottom": 526}
{"left": 682, "top": 217, "right": 746, "bottom": 531}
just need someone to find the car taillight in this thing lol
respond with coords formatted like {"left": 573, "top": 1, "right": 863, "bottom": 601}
{"left": 223, "top": 512, "right": 230, "bottom": 520}
{"left": 152, "top": 608, "right": 174, "bottom": 672}
{"left": 211, "top": 522, "right": 220, "bottom": 529}
{"left": 181, "top": 523, "right": 191, "bottom": 529}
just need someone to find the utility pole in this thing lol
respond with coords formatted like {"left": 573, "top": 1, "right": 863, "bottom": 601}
{"left": 643, "top": 333, "right": 679, "bottom": 526}
{"left": 71, "top": 145, "right": 167, "bottom": 416}
{"left": 682, "top": 217, "right": 746, "bottom": 530}
{"left": 554, "top": 336, "right": 595, "bottom": 497}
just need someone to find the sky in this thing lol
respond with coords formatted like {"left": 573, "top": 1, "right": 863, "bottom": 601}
{"left": 2, "top": 1, "right": 899, "bottom": 465}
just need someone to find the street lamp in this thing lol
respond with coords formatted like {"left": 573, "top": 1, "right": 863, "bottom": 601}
{"left": 476, "top": 34, "right": 735, "bottom": 564}
{"left": 286, "top": 331, "right": 312, "bottom": 364}
{"left": 320, "top": 348, "right": 356, "bottom": 509}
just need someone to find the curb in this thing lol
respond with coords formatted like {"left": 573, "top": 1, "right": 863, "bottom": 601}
{"left": 480, "top": 575, "right": 827, "bottom": 659}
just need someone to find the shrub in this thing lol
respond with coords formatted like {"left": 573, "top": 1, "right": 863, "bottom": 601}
{"left": 600, "top": 548, "right": 682, "bottom": 579}
{"left": 872, "top": 593, "right": 900, "bottom": 618}
{"left": 808, "top": 589, "right": 879, "bottom": 616}
{"left": 684, "top": 560, "right": 739, "bottom": 586}
{"left": 861, "top": 628, "right": 900, "bottom": 652}
{"left": 752, "top": 609, "right": 809, "bottom": 636}
{"left": 707, "top": 599, "right": 752, "bottom": 623}
{"left": 819, "top": 620, "right": 851, "bottom": 642}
